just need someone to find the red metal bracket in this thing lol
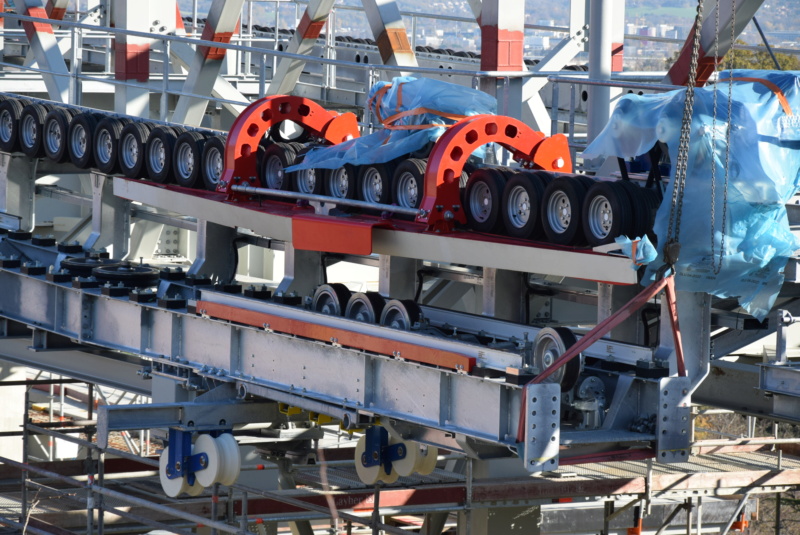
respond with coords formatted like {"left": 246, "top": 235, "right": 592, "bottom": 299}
{"left": 292, "top": 214, "right": 393, "bottom": 256}
{"left": 219, "top": 95, "right": 359, "bottom": 198}
{"left": 419, "top": 115, "right": 572, "bottom": 232}
{"left": 516, "top": 275, "right": 686, "bottom": 443}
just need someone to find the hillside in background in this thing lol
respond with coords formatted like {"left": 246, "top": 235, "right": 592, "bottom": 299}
{"left": 177, "top": 0, "right": 799, "bottom": 71}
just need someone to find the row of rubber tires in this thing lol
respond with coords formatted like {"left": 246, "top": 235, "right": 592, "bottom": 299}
{"left": 266, "top": 146, "right": 662, "bottom": 247}
{"left": 0, "top": 95, "right": 660, "bottom": 247}
{"left": 311, "top": 283, "right": 421, "bottom": 331}
{"left": 0, "top": 97, "right": 228, "bottom": 191}
{"left": 461, "top": 168, "right": 661, "bottom": 247}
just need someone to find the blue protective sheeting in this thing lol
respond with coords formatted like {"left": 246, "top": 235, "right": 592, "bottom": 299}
{"left": 583, "top": 70, "right": 800, "bottom": 320}
{"left": 286, "top": 76, "right": 497, "bottom": 171}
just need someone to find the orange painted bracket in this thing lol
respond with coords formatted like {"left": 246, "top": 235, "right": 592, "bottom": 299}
{"left": 420, "top": 115, "right": 572, "bottom": 232}
{"left": 292, "top": 214, "right": 391, "bottom": 256}
{"left": 220, "top": 95, "right": 359, "bottom": 198}
{"left": 195, "top": 301, "right": 476, "bottom": 373}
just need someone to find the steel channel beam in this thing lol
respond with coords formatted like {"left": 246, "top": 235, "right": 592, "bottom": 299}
{"left": 96, "top": 399, "right": 279, "bottom": 449}
{"left": 0, "top": 266, "right": 521, "bottom": 450}
{"left": 0, "top": 336, "right": 149, "bottom": 395}
{"left": 113, "top": 178, "right": 638, "bottom": 285}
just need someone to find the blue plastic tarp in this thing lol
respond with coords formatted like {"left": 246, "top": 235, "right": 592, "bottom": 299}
{"left": 584, "top": 70, "right": 800, "bottom": 320}
{"left": 286, "top": 76, "right": 497, "bottom": 171}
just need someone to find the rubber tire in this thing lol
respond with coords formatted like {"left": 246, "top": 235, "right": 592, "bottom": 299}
{"left": 201, "top": 135, "right": 227, "bottom": 191}
{"left": 92, "top": 263, "right": 160, "bottom": 287}
{"left": 380, "top": 299, "right": 422, "bottom": 331}
{"left": 291, "top": 147, "right": 323, "bottom": 195}
{"left": 392, "top": 158, "right": 426, "bottom": 210}
{"left": 501, "top": 172, "right": 546, "bottom": 239}
{"left": 541, "top": 175, "right": 590, "bottom": 246}
{"left": 324, "top": 165, "right": 357, "bottom": 200}
{"left": 43, "top": 107, "right": 75, "bottom": 163}
{"left": 260, "top": 142, "right": 296, "bottom": 190}
{"left": 357, "top": 163, "right": 394, "bottom": 205}
{"left": 118, "top": 122, "right": 152, "bottom": 178}
{"left": 551, "top": 327, "right": 581, "bottom": 392}
{"left": 0, "top": 98, "right": 30, "bottom": 153}
{"left": 640, "top": 186, "right": 662, "bottom": 243}
{"left": 94, "top": 117, "right": 129, "bottom": 175}
{"left": 616, "top": 180, "right": 653, "bottom": 240}
{"left": 581, "top": 180, "right": 635, "bottom": 246}
{"left": 345, "top": 292, "right": 387, "bottom": 323}
{"left": 312, "top": 283, "right": 352, "bottom": 316}
{"left": 464, "top": 168, "right": 507, "bottom": 233}
{"left": 173, "top": 131, "right": 207, "bottom": 188}
{"left": 68, "top": 112, "right": 102, "bottom": 169}
{"left": 145, "top": 126, "right": 179, "bottom": 183}
{"left": 19, "top": 103, "right": 53, "bottom": 158}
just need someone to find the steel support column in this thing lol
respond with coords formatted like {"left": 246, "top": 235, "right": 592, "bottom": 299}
{"left": 657, "top": 291, "right": 711, "bottom": 393}
{"left": 12, "top": 0, "right": 71, "bottom": 102}
{"left": 0, "top": 153, "right": 36, "bottom": 232}
{"left": 172, "top": 0, "right": 245, "bottom": 126}
{"left": 83, "top": 173, "right": 131, "bottom": 258}
{"left": 362, "top": 0, "right": 418, "bottom": 75}
{"left": 267, "top": 0, "right": 337, "bottom": 96}
{"left": 188, "top": 220, "right": 238, "bottom": 282}
{"left": 587, "top": 0, "right": 613, "bottom": 145}
{"left": 482, "top": 268, "right": 524, "bottom": 322}
{"left": 477, "top": 0, "right": 524, "bottom": 119}
{"left": 275, "top": 244, "right": 324, "bottom": 298}
{"left": 111, "top": 0, "right": 164, "bottom": 116}
{"left": 378, "top": 255, "right": 417, "bottom": 301}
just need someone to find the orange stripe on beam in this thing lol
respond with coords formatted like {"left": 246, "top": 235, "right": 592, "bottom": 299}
{"left": 23, "top": 7, "right": 54, "bottom": 40}
{"left": 375, "top": 27, "right": 414, "bottom": 64}
{"left": 296, "top": 12, "right": 326, "bottom": 41}
{"left": 612, "top": 42, "right": 624, "bottom": 72}
{"left": 115, "top": 42, "right": 151, "bottom": 82}
{"left": 175, "top": 5, "right": 186, "bottom": 32}
{"left": 45, "top": 1, "right": 67, "bottom": 21}
{"left": 199, "top": 23, "right": 236, "bottom": 60}
{"left": 480, "top": 26, "right": 523, "bottom": 71}
{"left": 195, "top": 300, "right": 476, "bottom": 373}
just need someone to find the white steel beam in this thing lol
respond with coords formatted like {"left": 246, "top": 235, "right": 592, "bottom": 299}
{"left": 172, "top": 0, "right": 246, "bottom": 126}
{"left": 12, "top": 0, "right": 70, "bottom": 102}
{"left": 22, "top": 0, "right": 69, "bottom": 69}
{"left": 266, "top": 0, "right": 336, "bottom": 96}
{"left": 111, "top": 0, "right": 158, "bottom": 116}
{"left": 170, "top": 42, "right": 247, "bottom": 119}
{"left": 476, "top": 0, "right": 524, "bottom": 118}
{"left": 664, "top": 0, "right": 766, "bottom": 86}
{"left": 586, "top": 0, "right": 613, "bottom": 144}
{"left": 361, "top": 0, "right": 418, "bottom": 74}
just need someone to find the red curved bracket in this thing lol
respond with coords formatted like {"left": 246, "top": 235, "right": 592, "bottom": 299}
{"left": 218, "top": 95, "right": 359, "bottom": 196}
{"left": 419, "top": 115, "right": 572, "bottom": 232}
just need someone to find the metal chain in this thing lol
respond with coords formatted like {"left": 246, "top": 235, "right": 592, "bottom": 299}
{"left": 664, "top": 0, "right": 704, "bottom": 268}
{"left": 710, "top": 0, "right": 733, "bottom": 275}
{"left": 710, "top": 0, "right": 720, "bottom": 270}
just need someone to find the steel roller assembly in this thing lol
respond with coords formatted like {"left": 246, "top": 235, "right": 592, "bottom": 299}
{"left": 158, "top": 432, "right": 241, "bottom": 498}
{"left": 3, "top": 92, "right": 661, "bottom": 248}
{"left": 354, "top": 427, "right": 439, "bottom": 485}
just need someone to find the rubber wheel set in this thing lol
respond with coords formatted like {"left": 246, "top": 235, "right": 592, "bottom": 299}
{"left": 312, "top": 283, "right": 421, "bottom": 330}
{"left": 0, "top": 97, "right": 226, "bottom": 191}
{"left": 463, "top": 168, "right": 660, "bottom": 246}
